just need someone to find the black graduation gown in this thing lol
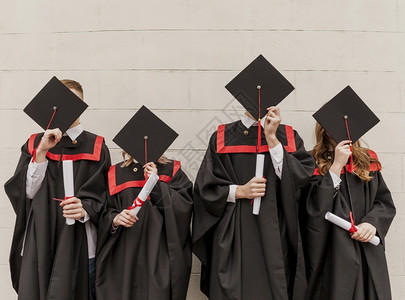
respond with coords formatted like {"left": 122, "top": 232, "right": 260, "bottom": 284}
{"left": 4, "top": 131, "right": 111, "bottom": 300}
{"left": 192, "top": 121, "right": 315, "bottom": 300}
{"left": 95, "top": 160, "right": 193, "bottom": 300}
{"left": 302, "top": 151, "right": 396, "bottom": 300}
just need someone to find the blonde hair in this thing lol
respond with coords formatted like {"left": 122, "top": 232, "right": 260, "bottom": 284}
{"left": 120, "top": 151, "right": 171, "bottom": 168}
{"left": 312, "top": 122, "right": 381, "bottom": 182}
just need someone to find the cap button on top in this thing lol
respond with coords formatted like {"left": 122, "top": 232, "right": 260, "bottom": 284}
{"left": 72, "top": 139, "right": 78, "bottom": 145}
{"left": 133, "top": 167, "right": 138, "bottom": 173}
{"left": 243, "top": 130, "right": 249, "bottom": 136}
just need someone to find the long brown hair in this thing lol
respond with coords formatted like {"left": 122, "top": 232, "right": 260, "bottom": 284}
{"left": 120, "top": 151, "right": 171, "bottom": 168}
{"left": 312, "top": 122, "right": 381, "bottom": 182}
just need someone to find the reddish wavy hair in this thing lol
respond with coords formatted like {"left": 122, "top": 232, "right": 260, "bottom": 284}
{"left": 312, "top": 122, "right": 381, "bottom": 182}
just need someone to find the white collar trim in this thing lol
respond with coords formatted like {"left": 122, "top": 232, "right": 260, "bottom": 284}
{"left": 65, "top": 124, "right": 83, "bottom": 141}
{"left": 241, "top": 114, "right": 266, "bottom": 129}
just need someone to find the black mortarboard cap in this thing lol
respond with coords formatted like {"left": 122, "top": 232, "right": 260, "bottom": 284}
{"left": 113, "top": 105, "right": 179, "bottom": 165}
{"left": 225, "top": 54, "right": 294, "bottom": 119}
{"left": 313, "top": 86, "right": 380, "bottom": 143}
{"left": 23, "top": 76, "right": 88, "bottom": 133}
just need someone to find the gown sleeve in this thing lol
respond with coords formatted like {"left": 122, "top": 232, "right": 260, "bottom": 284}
{"left": 76, "top": 142, "right": 111, "bottom": 226}
{"left": 302, "top": 173, "right": 335, "bottom": 274}
{"left": 281, "top": 129, "right": 315, "bottom": 190}
{"left": 4, "top": 140, "right": 33, "bottom": 291}
{"left": 192, "top": 132, "right": 236, "bottom": 266}
{"left": 157, "top": 166, "right": 194, "bottom": 300}
{"left": 5, "top": 140, "right": 32, "bottom": 213}
{"left": 360, "top": 171, "right": 396, "bottom": 241}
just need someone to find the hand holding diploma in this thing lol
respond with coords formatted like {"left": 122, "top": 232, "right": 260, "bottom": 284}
{"left": 128, "top": 172, "right": 159, "bottom": 217}
{"left": 112, "top": 172, "right": 159, "bottom": 228}
{"left": 113, "top": 209, "right": 138, "bottom": 228}
{"left": 113, "top": 163, "right": 160, "bottom": 228}
{"left": 325, "top": 212, "right": 380, "bottom": 246}
{"left": 351, "top": 222, "right": 377, "bottom": 243}
{"left": 61, "top": 197, "right": 85, "bottom": 222}
{"left": 236, "top": 177, "right": 266, "bottom": 201}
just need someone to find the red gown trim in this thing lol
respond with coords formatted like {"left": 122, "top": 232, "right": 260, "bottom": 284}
{"left": 312, "top": 150, "right": 382, "bottom": 175}
{"left": 159, "top": 160, "right": 181, "bottom": 183}
{"left": 28, "top": 133, "right": 104, "bottom": 162}
{"left": 108, "top": 160, "right": 181, "bottom": 195}
{"left": 216, "top": 124, "right": 296, "bottom": 154}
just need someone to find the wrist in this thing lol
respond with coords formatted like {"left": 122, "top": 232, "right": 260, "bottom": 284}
{"left": 330, "top": 163, "right": 343, "bottom": 177}
{"left": 112, "top": 215, "right": 119, "bottom": 227}
{"left": 266, "top": 135, "right": 279, "bottom": 149}
{"left": 235, "top": 185, "right": 245, "bottom": 199}
{"left": 35, "top": 149, "right": 48, "bottom": 163}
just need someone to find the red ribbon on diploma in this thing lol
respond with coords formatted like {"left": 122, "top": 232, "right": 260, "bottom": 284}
{"left": 349, "top": 211, "right": 357, "bottom": 233}
{"left": 52, "top": 196, "right": 74, "bottom": 202}
{"left": 127, "top": 196, "right": 149, "bottom": 210}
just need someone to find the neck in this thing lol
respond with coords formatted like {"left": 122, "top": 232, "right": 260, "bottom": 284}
{"left": 69, "top": 119, "right": 80, "bottom": 129}
{"left": 245, "top": 111, "right": 257, "bottom": 121}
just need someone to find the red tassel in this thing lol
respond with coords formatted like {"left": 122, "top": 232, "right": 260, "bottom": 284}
{"left": 144, "top": 136, "right": 148, "bottom": 165}
{"left": 348, "top": 145, "right": 354, "bottom": 172}
{"left": 144, "top": 136, "right": 149, "bottom": 180}
{"left": 343, "top": 116, "right": 353, "bottom": 172}
{"left": 257, "top": 86, "right": 262, "bottom": 151}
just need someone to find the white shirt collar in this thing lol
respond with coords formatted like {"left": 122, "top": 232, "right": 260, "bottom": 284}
{"left": 241, "top": 114, "right": 266, "bottom": 129}
{"left": 65, "top": 123, "right": 83, "bottom": 141}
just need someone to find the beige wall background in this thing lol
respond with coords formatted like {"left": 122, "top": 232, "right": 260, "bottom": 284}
{"left": 0, "top": 1, "right": 404, "bottom": 299}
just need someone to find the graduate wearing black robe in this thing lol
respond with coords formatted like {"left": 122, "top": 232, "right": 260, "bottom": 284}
{"left": 302, "top": 150, "right": 395, "bottom": 300}
{"left": 95, "top": 159, "right": 193, "bottom": 300}
{"left": 4, "top": 131, "right": 111, "bottom": 300}
{"left": 192, "top": 120, "right": 315, "bottom": 300}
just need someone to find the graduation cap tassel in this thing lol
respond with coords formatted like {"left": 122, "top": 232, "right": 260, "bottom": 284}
{"left": 144, "top": 136, "right": 148, "bottom": 163}
{"left": 47, "top": 106, "right": 58, "bottom": 130}
{"left": 251, "top": 85, "right": 262, "bottom": 206}
{"left": 252, "top": 86, "right": 265, "bottom": 215}
{"left": 257, "top": 85, "right": 262, "bottom": 151}
{"left": 31, "top": 106, "right": 58, "bottom": 163}
{"left": 343, "top": 169, "right": 357, "bottom": 239}
{"left": 144, "top": 136, "right": 149, "bottom": 180}
{"left": 343, "top": 115, "right": 354, "bottom": 172}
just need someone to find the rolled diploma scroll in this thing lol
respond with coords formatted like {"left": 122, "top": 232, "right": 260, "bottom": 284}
{"left": 325, "top": 212, "right": 380, "bottom": 246}
{"left": 129, "top": 173, "right": 159, "bottom": 216}
{"left": 253, "top": 154, "right": 265, "bottom": 215}
{"left": 62, "top": 160, "right": 75, "bottom": 225}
